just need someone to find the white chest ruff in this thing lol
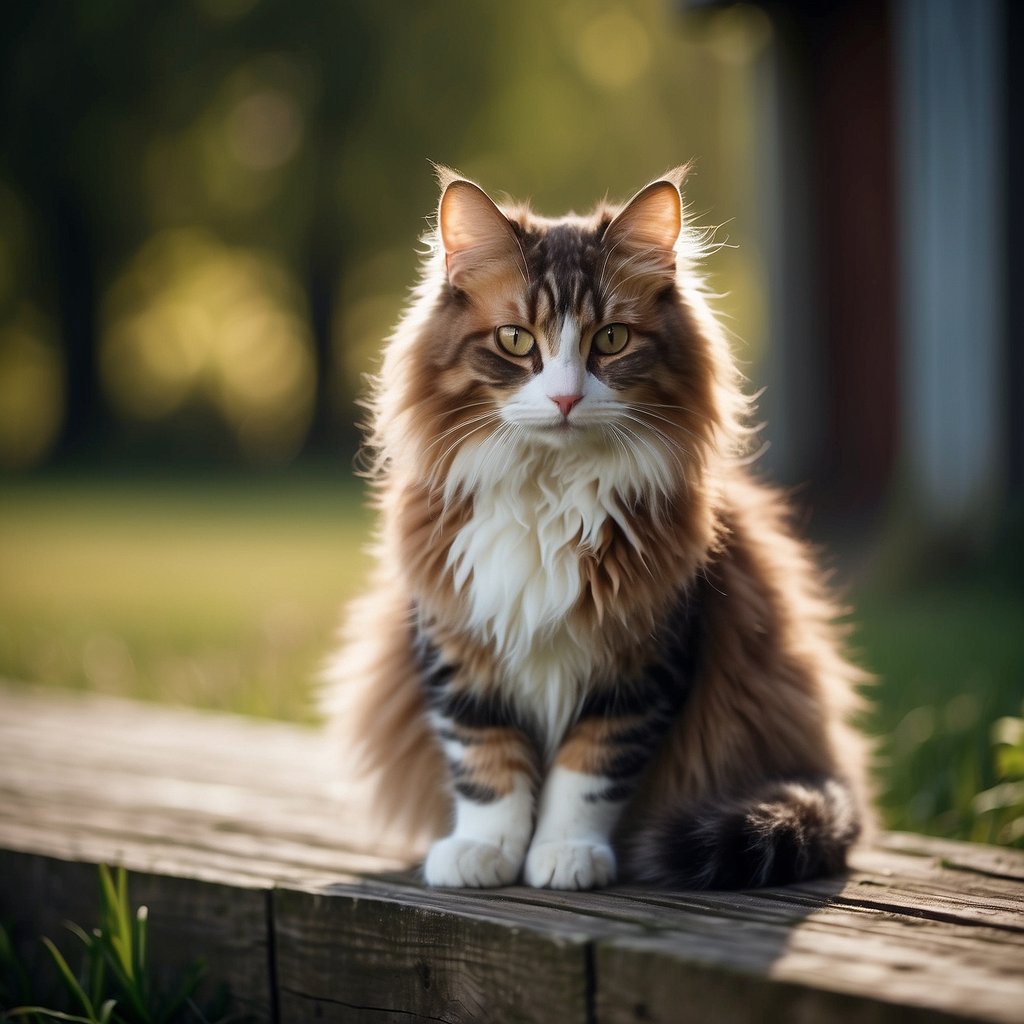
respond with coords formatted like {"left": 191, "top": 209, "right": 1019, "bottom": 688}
{"left": 445, "top": 443, "right": 645, "bottom": 749}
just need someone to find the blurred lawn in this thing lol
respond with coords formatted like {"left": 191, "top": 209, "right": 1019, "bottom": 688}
{"left": 1, "top": 475, "right": 1021, "bottom": 844}
{"left": 0, "top": 473, "right": 372, "bottom": 721}
{"left": 852, "top": 576, "right": 1023, "bottom": 845}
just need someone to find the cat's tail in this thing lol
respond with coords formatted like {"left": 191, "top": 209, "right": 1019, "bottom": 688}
{"left": 624, "top": 776, "right": 862, "bottom": 890}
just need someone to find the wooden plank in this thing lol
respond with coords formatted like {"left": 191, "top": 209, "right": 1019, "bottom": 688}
{"left": 848, "top": 845, "right": 1024, "bottom": 910}
{"left": 264, "top": 853, "right": 1024, "bottom": 1024}
{"left": 878, "top": 832, "right": 1024, "bottom": 883}
{"left": 591, "top": 894, "right": 1024, "bottom": 1024}
{"left": 435, "top": 875, "right": 1024, "bottom": 1024}
{"left": 2, "top": 687, "right": 1023, "bottom": 1024}
{"left": 0, "top": 689, "right": 370, "bottom": 1020}
{"left": 594, "top": 942, "right": 984, "bottom": 1024}
{"left": 0, "top": 783, "right": 406, "bottom": 886}
{"left": 0, "top": 687, "right": 413, "bottom": 887}
{"left": 462, "top": 848, "right": 1024, "bottom": 1023}
{"left": 273, "top": 881, "right": 604, "bottom": 1024}
{"left": 268, "top": 868, "right": 1024, "bottom": 1024}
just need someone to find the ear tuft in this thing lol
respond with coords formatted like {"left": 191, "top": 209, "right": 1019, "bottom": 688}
{"left": 660, "top": 163, "right": 692, "bottom": 190}
{"left": 431, "top": 161, "right": 463, "bottom": 192}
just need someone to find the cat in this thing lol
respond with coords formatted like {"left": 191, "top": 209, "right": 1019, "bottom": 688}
{"left": 323, "top": 166, "right": 871, "bottom": 890}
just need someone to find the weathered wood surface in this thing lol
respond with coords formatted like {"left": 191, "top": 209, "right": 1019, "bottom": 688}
{"left": 1, "top": 686, "right": 1022, "bottom": 1023}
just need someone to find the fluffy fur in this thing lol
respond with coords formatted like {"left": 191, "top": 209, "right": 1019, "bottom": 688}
{"left": 323, "top": 166, "right": 871, "bottom": 890}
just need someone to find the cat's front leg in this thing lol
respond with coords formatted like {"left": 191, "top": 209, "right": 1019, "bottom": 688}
{"left": 525, "top": 687, "right": 672, "bottom": 890}
{"left": 423, "top": 676, "right": 538, "bottom": 887}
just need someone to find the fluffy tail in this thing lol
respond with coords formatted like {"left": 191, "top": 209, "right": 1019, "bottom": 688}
{"left": 625, "top": 777, "right": 862, "bottom": 890}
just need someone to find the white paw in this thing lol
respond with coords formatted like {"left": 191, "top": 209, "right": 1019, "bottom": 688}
{"left": 423, "top": 836, "right": 524, "bottom": 887}
{"left": 524, "top": 840, "right": 617, "bottom": 890}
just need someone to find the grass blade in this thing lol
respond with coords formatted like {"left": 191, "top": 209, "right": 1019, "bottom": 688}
{"left": 60, "top": 920, "right": 104, "bottom": 1009}
{"left": 4, "top": 1008, "right": 101, "bottom": 1023}
{"left": 40, "top": 938, "right": 94, "bottom": 1018}
{"left": 133, "top": 906, "right": 148, "bottom": 991}
{"left": 98, "top": 866, "right": 132, "bottom": 980}
{"left": 116, "top": 870, "right": 130, "bottom": 954}
{"left": 153, "top": 960, "right": 206, "bottom": 1024}
{"left": 88, "top": 940, "right": 106, "bottom": 1012}
{"left": 93, "top": 867, "right": 150, "bottom": 1021}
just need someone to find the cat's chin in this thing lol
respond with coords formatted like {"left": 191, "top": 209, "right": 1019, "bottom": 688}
{"left": 522, "top": 421, "right": 593, "bottom": 450}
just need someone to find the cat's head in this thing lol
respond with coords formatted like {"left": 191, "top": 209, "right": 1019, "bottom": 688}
{"left": 372, "top": 168, "right": 747, "bottom": 501}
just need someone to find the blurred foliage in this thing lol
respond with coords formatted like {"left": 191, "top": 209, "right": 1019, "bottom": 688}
{"left": 973, "top": 712, "right": 1024, "bottom": 847}
{"left": 0, "top": 0, "right": 771, "bottom": 470}
{"left": 856, "top": 576, "right": 1024, "bottom": 848}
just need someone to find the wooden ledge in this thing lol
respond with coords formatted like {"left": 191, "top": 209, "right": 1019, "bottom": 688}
{"left": 1, "top": 687, "right": 1022, "bottom": 1023}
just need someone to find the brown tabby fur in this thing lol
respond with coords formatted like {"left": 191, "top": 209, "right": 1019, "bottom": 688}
{"left": 323, "top": 166, "right": 872, "bottom": 887}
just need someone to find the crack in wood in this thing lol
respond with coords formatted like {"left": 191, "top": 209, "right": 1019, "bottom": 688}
{"left": 277, "top": 985, "right": 463, "bottom": 1022}
{"left": 265, "top": 889, "right": 282, "bottom": 1024}
{"left": 583, "top": 940, "right": 597, "bottom": 1024}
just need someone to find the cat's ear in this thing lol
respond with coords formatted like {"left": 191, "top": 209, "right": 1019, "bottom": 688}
{"left": 438, "top": 175, "right": 526, "bottom": 289}
{"left": 603, "top": 171, "right": 686, "bottom": 276}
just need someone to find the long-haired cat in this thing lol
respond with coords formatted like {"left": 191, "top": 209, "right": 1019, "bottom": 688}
{"left": 323, "top": 166, "right": 870, "bottom": 890}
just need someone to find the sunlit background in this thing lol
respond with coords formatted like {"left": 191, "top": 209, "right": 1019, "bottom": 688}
{"left": 0, "top": 0, "right": 772, "bottom": 470}
{"left": 0, "top": 0, "right": 1021, "bottom": 847}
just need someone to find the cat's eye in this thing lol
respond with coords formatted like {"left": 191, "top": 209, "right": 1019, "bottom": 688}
{"left": 593, "top": 323, "right": 630, "bottom": 355}
{"left": 496, "top": 325, "right": 536, "bottom": 357}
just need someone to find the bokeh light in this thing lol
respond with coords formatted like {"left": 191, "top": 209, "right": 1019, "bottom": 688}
{"left": 574, "top": 8, "right": 652, "bottom": 89}
{"left": 0, "top": 307, "right": 63, "bottom": 470}
{"left": 101, "top": 228, "right": 315, "bottom": 463}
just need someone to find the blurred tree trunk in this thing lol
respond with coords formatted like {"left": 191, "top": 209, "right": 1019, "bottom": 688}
{"left": 304, "top": 228, "right": 338, "bottom": 457}
{"left": 1, "top": 3, "right": 109, "bottom": 464}
{"left": 301, "top": 126, "right": 359, "bottom": 461}
{"left": 49, "top": 184, "right": 104, "bottom": 461}
{"left": 1008, "top": 0, "right": 1024, "bottom": 497}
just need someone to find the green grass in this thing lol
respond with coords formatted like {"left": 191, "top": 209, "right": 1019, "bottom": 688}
{"left": 854, "top": 578, "right": 1024, "bottom": 845}
{"left": 1, "top": 865, "right": 231, "bottom": 1021}
{"left": 0, "top": 473, "right": 372, "bottom": 722}
{"left": 1, "top": 473, "right": 1021, "bottom": 845}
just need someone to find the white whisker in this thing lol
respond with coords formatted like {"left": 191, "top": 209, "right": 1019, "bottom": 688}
{"left": 422, "top": 410, "right": 502, "bottom": 454}
{"left": 628, "top": 403, "right": 708, "bottom": 449}
{"left": 617, "top": 412, "right": 691, "bottom": 460}
{"left": 428, "top": 416, "right": 501, "bottom": 483}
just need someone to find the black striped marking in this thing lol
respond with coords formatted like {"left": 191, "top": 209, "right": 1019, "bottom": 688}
{"left": 575, "top": 588, "right": 704, "bottom": 804}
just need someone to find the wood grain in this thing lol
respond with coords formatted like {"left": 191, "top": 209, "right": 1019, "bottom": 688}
{"left": 274, "top": 882, "right": 600, "bottom": 1023}
{"left": 1, "top": 687, "right": 1022, "bottom": 1024}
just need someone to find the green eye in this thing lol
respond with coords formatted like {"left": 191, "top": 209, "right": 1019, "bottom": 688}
{"left": 496, "top": 325, "right": 536, "bottom": 357}
{"left": 594, "top": 323, "right": 630, "bottom": 355}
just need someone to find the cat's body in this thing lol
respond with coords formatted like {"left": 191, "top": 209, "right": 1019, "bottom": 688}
{"left": 324, "top": 167, "right": 870, "bottom": 890}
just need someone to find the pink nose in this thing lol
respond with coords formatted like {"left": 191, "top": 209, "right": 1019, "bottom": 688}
{"left": 550, "top": 394, "right": 583, "bottom": 418}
